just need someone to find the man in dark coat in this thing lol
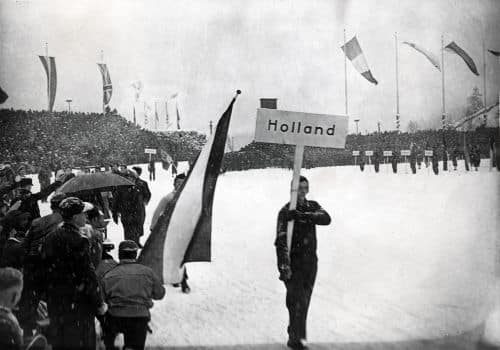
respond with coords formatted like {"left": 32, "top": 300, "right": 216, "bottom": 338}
{"left": 17, "top": 193, "right": 66, "bottom": 337}
{"left": 451, "top": 147, "right": 459, "bottom": 170}
{"left": 275, "top": 176, "right": 331, "bottom": 350}
{"left": 148, "top": 160, "right": 156, "bottom": 181}
{"left": 41, "top": 197, "right": 107, "bottom": 350}
{"left": 391, "top": 152, "right": 398, "bottom": 173}
{"left": 12, "top": 173, "right": 65, "bottom": 221}
{"left": 432, "top": 148, "right": 439, "bottom": 175}
{"left": 37, "top": 166, "right": 52, "bottom": 203}
{"left": 112, "top": 169, "right": 151, "bottom": 246}
{"left": 102, "top": 240, "right": 165, "bottom": 350}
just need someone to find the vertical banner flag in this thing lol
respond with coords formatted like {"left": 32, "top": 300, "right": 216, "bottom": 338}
{"left": 133, "top": 105, "right": 136, "bottom": 124}
{"left": 445, "top": 42, "right": 479, "bottom": 75}
{"left": 139, "top": 91, "right": 240, "bottom": 283}
{"left": 402, "top": 42, "right": 441, "bottom": 71}
{"left": 0, "top": 86, "right": 8, "bottom": 104}
{"left": 176, "top": 101, "right": 181, "bottom": 129}
{"left": 39, "top": 56, "right": 57, "bottom": 112}
{"left": 341, "top": 36, "right": 378, "bottom": 85}
{"left": 97, "top": 63, "right": 113, "bottom": 109}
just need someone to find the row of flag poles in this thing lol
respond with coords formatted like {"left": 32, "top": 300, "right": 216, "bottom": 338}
{"left": 341, "top": 32, "right": 500, "bottom": 132}
{"left": 38, "top": 45, "right": 181, "bottom": 131}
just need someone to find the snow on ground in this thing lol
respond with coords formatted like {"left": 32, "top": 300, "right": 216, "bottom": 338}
{"left": 36, "top": 160, "right": 499, "bottom": 348}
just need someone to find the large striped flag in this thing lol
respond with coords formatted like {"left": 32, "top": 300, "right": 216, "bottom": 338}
{"left": 402, "top": 41, "right": 441, "bottom": 71}
{"left": 445, "top": 41, "right": 479, "bottom": 76}
{"left": 139, "top": 91, "right": 240, "bottom": 283}
{"left": 97, "top": 63, "right": 113, "bottom": 109}
{"left": 39, "top": 56, "right": 57, "bottom": 112}
{"left": 341, "top": 36, "right": 378, "bottom": 85}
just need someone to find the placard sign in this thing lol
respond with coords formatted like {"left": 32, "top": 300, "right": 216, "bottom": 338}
{"left": 401, "top": 150, "right": 411, "bottom": 156}
{"left": 365, "top": 151, "right": 374, "bottom": 156}
{"left": 144, "top": 148, "right": 157, "bottom": 154}
{"left": 425, "top": 150, "right": 433, "bottom": 157}
{"left": 352, "top": 151, "right": 360, "bottom": 156}
{"left": 255, "top": 108, "right": 348, "bottom": 148}
{"left": 383, "top": 151, "right": 393, "bottom": 157}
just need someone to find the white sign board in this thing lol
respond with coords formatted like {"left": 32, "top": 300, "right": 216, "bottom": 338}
{"left": 144, "top": 148, "right": 157, "bottom": 154}
{"left": 425, "top": 150, "right": 433, "bottom": 157}
{"left": 255, "top": 108, "right": 348, "bottom": 148}
{"left": 352, "top": 151, "right": 360, "bottom": 156}
{"left": 383, "top": 151, "right": 393, "bottom": 157}
{"left": 365, "top": 150, "right": 374, "bottom": 156}
{"left": 401, "top": 150, "right": 411, "bottom": 156}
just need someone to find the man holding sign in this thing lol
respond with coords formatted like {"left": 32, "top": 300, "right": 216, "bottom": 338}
{"left": 255, "top": 108, "right": 344, "bottom": 350}
{"left": 275, "top": 176, "right": 331, "bottom": 350}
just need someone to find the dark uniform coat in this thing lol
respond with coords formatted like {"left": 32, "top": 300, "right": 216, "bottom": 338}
{"left": 275, "top": 200, "right": 331, "bottom": 342}
{"left": 41, "top": 222, "right": 103, "bottom": 350}
{"left": 12, "top": 180, "right": 61, "bottom": 220}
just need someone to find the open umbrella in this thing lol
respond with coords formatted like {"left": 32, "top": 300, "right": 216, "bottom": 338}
{"left": 57, "top": 172, "right": 135, "bottom": 194}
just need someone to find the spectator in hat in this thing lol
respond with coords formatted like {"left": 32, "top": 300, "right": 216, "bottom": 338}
{"left": 102, "top": 240, "right": 165, "bottom": 350}
{"left": 0, "top": 267, "right": 24, "bottom": 350}
{"left": 17, "top": 193, "right": 66, "bottom": 338}
{"left": 96, "top": 241, "right": 117, "bottom": 281}
{"left": 41, "top": 197, "right": 107, "bottom": 350}
{"left": 80, "top": 207, "right": 106, "bottom": 270}
{"left": 12, "top": 172, "right": 66, "bottom": 220}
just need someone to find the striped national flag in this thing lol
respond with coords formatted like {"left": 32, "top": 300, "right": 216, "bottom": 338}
{"left": 341, "top": 36, "right": 378, "bottom": 85}
{"left": 39, "top": 56, "right": 57, "bottom": 112}
{"left": 402, "top": 41, "right": 441, "bottom": 71}
{"left": 97, "top": 63, "right": 113, "bottom": 107}
{"left": 176, "top": 101, "right": 181, "bottom": 129}
{"left": 445, "top": 41, "right": 479, "bottom": 76}
{"left": 139, "top": 93, "right": 239, "bottom": 283}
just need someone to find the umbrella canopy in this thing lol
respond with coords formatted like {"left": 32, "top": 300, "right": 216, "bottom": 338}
{"left": 58, "top": 172, "right": 135, "bottom": 194}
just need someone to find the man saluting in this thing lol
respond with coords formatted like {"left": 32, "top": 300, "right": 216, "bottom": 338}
{"left": 275, "top": 175, "right": 331, "bottom": 350}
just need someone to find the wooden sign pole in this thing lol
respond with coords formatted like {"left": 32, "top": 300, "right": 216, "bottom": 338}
{"left": 287, "top": 144, "right": 305, "bottom": 255}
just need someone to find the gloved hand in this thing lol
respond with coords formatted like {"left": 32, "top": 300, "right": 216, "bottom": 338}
{"left": 279, "top": 264, "right": 292, "bottom": 281}
{"left": 97, "top": 303, "right": 108, "bottom": 315}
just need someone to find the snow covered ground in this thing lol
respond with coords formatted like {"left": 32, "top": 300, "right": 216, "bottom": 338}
{"left": 36, "top": 160, "right": 499, "bottom": 349}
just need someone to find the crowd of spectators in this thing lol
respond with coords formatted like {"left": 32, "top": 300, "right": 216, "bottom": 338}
{"left": 0, "top": 109, "right": 205, "bottom": 173}
{"left": 222, "top": 127, "right": 499, "bottom": 171}
{"left": 0, "top": 165, "right": 164, "bottom": 350}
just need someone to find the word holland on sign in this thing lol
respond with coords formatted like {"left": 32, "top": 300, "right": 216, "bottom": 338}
{"left": 267, "top": 119, "right": 337, "bottom": 136}
{"left": 255, "top": 108, "right": 348, "bottom": 148}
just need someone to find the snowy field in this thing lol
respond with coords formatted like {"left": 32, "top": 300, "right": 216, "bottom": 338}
{"left": 36, "top": 160, "right": 499, "bottom": 349}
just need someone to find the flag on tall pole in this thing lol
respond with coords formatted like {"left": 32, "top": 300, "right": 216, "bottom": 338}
{"left": 402, "top": 41, "right": 441, "bottom": 71}
{"left": 341, "top": 36, "right": 378, "bottom": 85}
{"left": 165, "top": 101, "right": 170, "bottom": 129}
{"left": 39, "top": 45, "right": 57, "bottom": 112}
{"left": 97, "top": 63, "right": 113, "bottom": 112}
{"left": 445, "top": 41, "right": 480, "bottom": 76}
{"left": 139, "top": 91, "right": 241, "bottom": 283}
{"left": 133, "top": 105, "right": 136, "bottom": 124}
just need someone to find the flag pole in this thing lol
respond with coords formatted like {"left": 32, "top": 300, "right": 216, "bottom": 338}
{"left": 441, "top": 35, "right": 446, "bottom": 130}
{"left": 483, "top": 38, "right": 487, "bottom": 126}
{"left": 344, "top": 28, "right": 348, "bottom": 116}
{"left": 395, "top": 32, "right": 400, "bottom": 132}
{"left": 101, "top": 50, "right": 105, "bottom": 116}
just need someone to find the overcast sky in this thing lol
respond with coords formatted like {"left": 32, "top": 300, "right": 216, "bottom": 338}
{"left": 1, "top": 0, "right": 499, "bottom": 146}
